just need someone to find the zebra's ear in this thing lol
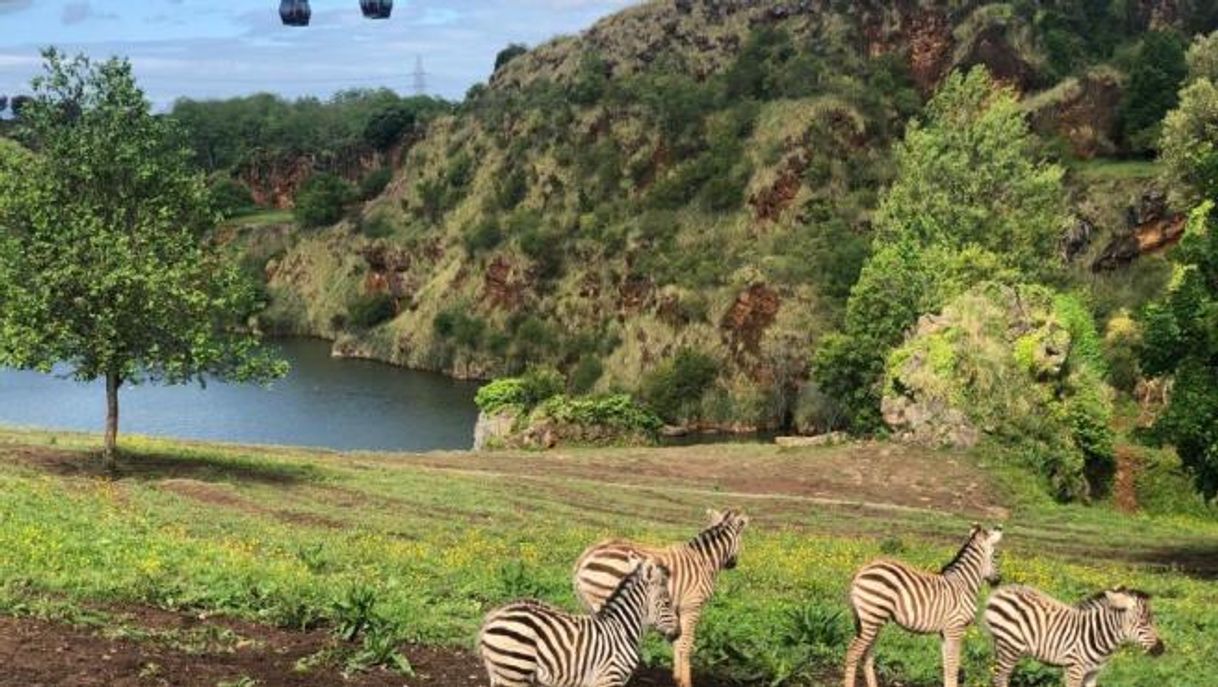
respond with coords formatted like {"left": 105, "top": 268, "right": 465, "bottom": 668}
{"left": 969, "top": 522, "right": 982, "bottom": 535}
{"left": 706, "top": 508, "right": 724, "bottom": 524}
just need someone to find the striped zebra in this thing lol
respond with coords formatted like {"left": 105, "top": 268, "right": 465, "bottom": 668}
{"left": 985, "top": 585, "right": 1164, "bottom": 687}
{"left": 478, "top": 556, "right": 680, "bottom": 687}
{"left": 572, "top": 508, "right": 749, "bottom": 687}
{"left": 844, "top": 523, "right": 1004, "bottom": 687}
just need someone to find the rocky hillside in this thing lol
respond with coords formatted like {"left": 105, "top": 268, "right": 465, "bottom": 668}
{"left": 235, "top": 0, "right": 1208, "bottom": 431}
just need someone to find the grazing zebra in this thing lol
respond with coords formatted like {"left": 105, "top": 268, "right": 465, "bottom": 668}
{"left": 572, "top": 508, "right": 749, "bottom": 687}
{"left": 985, "top": 585, "right": 1164, "bottom": 687}
{"left": 844, "top": 523, "right": 1004, "bottom": 687}
{"left": 479, "top": 556, "right": 680, "bottom": 687}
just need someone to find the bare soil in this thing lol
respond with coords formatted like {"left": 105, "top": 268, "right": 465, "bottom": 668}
{"left": 0, "top": 609, "right": 736, "bottom": 686}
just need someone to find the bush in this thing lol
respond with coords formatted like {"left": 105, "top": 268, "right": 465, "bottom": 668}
{"left": 641, "top": 348, "right": 719, "bottom": 424}
{"left": 359, "top": 168, "right": 393, "bottom": 201}
{"left": 474, "top": 366, "right": 565, "bottom": 414}
{"left": 347, "top": 292, "right": 396, "bottom": 330}
{"left": 359, "top": 212, "right": 395, "bottom": 239}
{"left": 463, "top": 217, "right": 503, "bottom": 255}
{"left": 493, "top": 43, "right": 528, "bottom": 72}
{"left": 209, "top": 177, "right": 255, "bottom": 219}
{"left": 1121, "top": 31, "right": 1188, "bottom": 153}
{"left": 363, "top": 104, "right": 416, "bottom": 151}
{"left": 536, "top": 394, "right": 662, "bottom": 435}
{"left": 569, "top": 355, "right": 603, "bottom": 395}
{"left": 434, "top": 308, "right": 486, "bottom": 349}
{"left": 295, "top": 173, "right": 355, "bottom": 227}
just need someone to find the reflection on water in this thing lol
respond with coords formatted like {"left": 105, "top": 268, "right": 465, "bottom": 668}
{"left": 0, "top": 338, "right": 481, "bottom": 451}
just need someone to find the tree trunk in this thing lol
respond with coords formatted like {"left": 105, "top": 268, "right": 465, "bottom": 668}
{"left": 103, "top": 372, "right": 120, "bottom": 471}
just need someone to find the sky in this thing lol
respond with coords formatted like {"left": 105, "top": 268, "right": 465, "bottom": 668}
{"left": 0, "top": 0, "right": 635, "bottom": 108}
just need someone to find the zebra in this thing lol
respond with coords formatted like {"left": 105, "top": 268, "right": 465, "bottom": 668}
{"left": 478, "top": 555, "right": 680, "bottom": 687}
{"left": 572, "top": 508, "right": 749, "bottom": 687}
{"left": 844, "top": 523, "right": 1004, "bottom": 687}
{"left": 984, "top": 585, "right": 1164, "bottom": 687}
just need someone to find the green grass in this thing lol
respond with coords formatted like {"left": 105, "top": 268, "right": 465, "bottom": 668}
{"left": 223, "top": 209, "right": 294, "bottom": 227}
{"left": 0, "top": 428, "right": 1214, "bottom": 685}
{"left": 1071, "top": 158, "right": 1162, "bottom": 181}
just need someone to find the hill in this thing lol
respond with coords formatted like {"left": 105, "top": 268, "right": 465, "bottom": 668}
{"left": 218, "top": 0, "right": 1211, "bottom": 432}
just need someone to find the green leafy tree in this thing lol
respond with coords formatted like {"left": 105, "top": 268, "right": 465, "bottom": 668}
{"left": 813, "top": 68, "right": 1067, "bottom": 431}
{"left": 1121, "top": 31, "right": 1188, "bottom": 154}
{"left": 294, "top": 172, "right": 354, "bottom": 227}
{"left": 1161, "top": 32, "right": 1218, "bottom": 206}
{"left": 494, "top": 43, "right": 528, "bottom": 72}
{"left": 1139, "top": 203, "right": 1218, "bottom": 498}
{"left": 0, "top": 50, "right": 286, "bottom": 466}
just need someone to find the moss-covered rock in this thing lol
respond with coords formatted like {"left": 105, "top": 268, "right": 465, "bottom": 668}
{"left": 881, "top": 283, "right": 1114, "bottom": 500}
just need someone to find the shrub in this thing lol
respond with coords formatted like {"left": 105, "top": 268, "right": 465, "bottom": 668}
{"left": 1121, "top": 31, "right": 1188, "bottom": 153}
{"left": 359, "top": 212, "right": 395, "bottom": 239}
{"left": 569, "top": 355, "right": 603, "bottom": 395}
{"left": 463, "top": 217, "right": 503, "bottom": 255}
{"left": 363, "top": 104, "right": 417, "bottom": 150}
{"left": 641, "top": 348, "right": 719, "bottom": 424}
{"left": 359, "top": 167, "right": 392, "bottom": 201}
{"left": 295, "top": 173, "right": 355, "bottom": 227}
{"left": 493, "top": 43, "right": 528, "bottom": 72}
{"left": 346, "top": 292, "right": 396, "bottom": 330}
{"left": 474, "top": 366, "right": 564, "bottom": 414}
{"left": 1103, "top": 311, "right": 1141, "bottom": 393}
{"left": 209, "top": 177, "right": 255, "bottom": 219}
{"left": 433, "top": 308, "right": 486, "bottom": 349}
{"left": 536, "top": 394, "right": 662, "bottom": 435}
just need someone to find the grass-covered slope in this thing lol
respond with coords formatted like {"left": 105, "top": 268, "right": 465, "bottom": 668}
{"left": 0, "top": 429, "right": 1214, "bottom": 685}
{"left": 234, "top": 0, "right": 1210, "bottom": 430}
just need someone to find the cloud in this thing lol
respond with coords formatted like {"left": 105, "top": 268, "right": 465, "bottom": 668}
{"left": 0, "top": 0, "right": 30, "bottom": 14}
{"left": 61, "top": 1, "right": 117, "bottom": 26}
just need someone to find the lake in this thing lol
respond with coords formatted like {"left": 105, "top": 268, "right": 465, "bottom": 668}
{"left": 0, "top": 338, "right": 481, "bottom": 451}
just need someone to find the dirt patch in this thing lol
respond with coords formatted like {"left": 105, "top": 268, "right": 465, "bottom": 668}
{"left": 157, "top": 479, "right": 343, "bottom": 529}
{"left": 0, "top": 610, "right": 738, "bottom": 687}
{"left": 401, "top": 442, "right": 1007, "bottom": 519}
{"left": 9, "top": 445, "right": 312, "bottom": 486}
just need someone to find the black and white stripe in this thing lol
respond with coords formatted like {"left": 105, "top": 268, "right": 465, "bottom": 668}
{"left": 479, "top": 557, "right": 680, "bottom": 687}
{"left": 985, "top": 585, "right": 1164, "bottom": 687}
{"left": 572, "top": 509, "right": 749, "bottom": 687}
{"left": 844, "top": 523, "right": 1004, "bottom": 687}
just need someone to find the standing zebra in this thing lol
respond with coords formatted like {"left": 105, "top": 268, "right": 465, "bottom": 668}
{"left": 479, "top": 556, "right": 680, "bottom": 687}
{"left": 844, "top": 523, "right": 1004, "bottom": 687}
{"left": 572, "top": 508, "right": 749, "bottom": 687}
{"left": 985, "top": 585, "right": 1164, "bottom": 687}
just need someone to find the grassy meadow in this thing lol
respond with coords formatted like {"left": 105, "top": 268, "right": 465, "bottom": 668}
{"left": 0, "top": 428, "right": 1215, "bottom": 686}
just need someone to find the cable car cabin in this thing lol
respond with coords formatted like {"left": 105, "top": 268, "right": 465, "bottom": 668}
{"left": 279, "top": 0, "right": 311, "bottom": 26}
{"left": 359, "top": 0, "right": 392, "bottom": 19}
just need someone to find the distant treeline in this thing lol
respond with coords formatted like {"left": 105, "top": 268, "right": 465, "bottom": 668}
{"left": 169, "top": 89, "right": 452, "bottom": 174}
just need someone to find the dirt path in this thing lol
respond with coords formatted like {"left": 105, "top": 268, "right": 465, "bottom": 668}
{"left": 0, "top": 611, "right": 736, "bottom": 687}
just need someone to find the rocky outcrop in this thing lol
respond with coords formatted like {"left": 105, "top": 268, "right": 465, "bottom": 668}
{"left": 1092, "top": 191, "right": 1186, "bottom": 271}
{"left": 1027, "top": 70, "right": 1124, "bottom": 159}
{"left": 237, "top": 145, "right": 402, "bottom": 209}
{"left": 720, "top": 283, "right": 781, "bottom": 359}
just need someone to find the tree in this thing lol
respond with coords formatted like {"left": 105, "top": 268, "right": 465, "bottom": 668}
{"left": 1121, "top": 31, "right": 1188, "bottom": 154}
{"left": 813, "top": 68, "right": 1067, "bottom": 431}
{"left": 1161, "top": 31, "right": 1218, "bottom": 206}
{"left": 494, "top": 43, "right": 528, "bottom": 72}
{"left": 0, "top": 50, "right": 286, "bottom": 467}
{"left": 294, "top": 172, "right": 354, "bottom": 227}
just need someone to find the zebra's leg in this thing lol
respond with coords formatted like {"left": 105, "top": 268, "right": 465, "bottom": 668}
{"left": 861, "top": 634, "right": 880, "bottom": 687}
{"left": 990, "top": 645, "right": 1020, "bottom": 687}
{"left": 1081, "top": 668, "right": 1100, "bottom": 687}
{"left": 843, "top": 619, "right": 882, "bottom": 687}
{"left": 940, "top": 628, "right": 964, "bottom": 687}
{"left": 673, "top": 607, "right": 702, "bottom": 687}
{"left": 1063, "top": 664, "right": 1088, "bottom": 687}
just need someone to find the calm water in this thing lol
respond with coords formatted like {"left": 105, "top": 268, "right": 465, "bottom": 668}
{"left": 0, "top": 338, "right": 480, "bottom": 451}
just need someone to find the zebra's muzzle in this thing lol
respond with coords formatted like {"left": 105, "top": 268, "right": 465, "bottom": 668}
{"left": 1150, "top": 640, "right": 1165, "bottom": 656}
{"left": 723, "top": 556, "right": 738, "bottom": 570}
{"left": 665, "top": 628, "right": 682, "bottom": 642}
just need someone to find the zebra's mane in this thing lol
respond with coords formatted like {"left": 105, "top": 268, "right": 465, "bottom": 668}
{"left": 689, "top": 510, "right": 738, "bottom": 549}
{"left": 596, "top": 562, "right": 647, "bottom": 618}
{"left": 938, "top": 531, "right": 980, "bottom": 574}
{"left": 1077, "top": 587, "right": 1151, "bottom": 609}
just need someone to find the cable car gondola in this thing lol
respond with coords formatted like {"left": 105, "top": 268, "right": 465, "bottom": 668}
{"left": 279, "top": 0, "right": 311, "bottom": 26}
{"left": 359, "top": 0, "right": 392, "bottom": 19}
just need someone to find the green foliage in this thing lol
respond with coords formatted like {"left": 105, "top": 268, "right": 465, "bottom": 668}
{"left": 358, "top": 212, "right": 395, "bottom": 239}
{"left": 0, "top": 49, "right": 285, "bottom": 459}
{"left": 536, "top": 394, "right": 663, "bottom": 436}
{"left": 170, "top": 90, "right": 448, "bottom": 173}
{"left": 1139, "top": 203, "right": 1218, "bottom": 499}
{"left": 294, "top": 173, "right": 354, "bottom": 227}
{"left": 641, "top": 348, "right": 719, "bottom": 424}
{"left": 474, "top": 366, "right": 565, "bottom": 413}
{"left": 346, "top": 293, "right": 396, "bottom": 330}
{"left": 358, "top": 167, "right": 392, "bottom": 201}
{"left": 568, "top": 355, "right": 604, "bottom": 395}
{"left": 463, "top": 216, "right": 503, "bottom": 255}
{"left": 815, "top": 68, "right": 1068, "bottom": 432}
{"left": 494, "top": 43, "right": 528, "bottom": 72}
{"left": 433, "top": 308, "right": 487, "bottom": 350}
{"left": 208, "top": 176, "right": 255, "bottom": 219}
{"left": 1121, "top": 31, "right": 1188, "bottom": 153}
{"left": 1160, "top": 43, "right": 1218, "bottom": 205}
